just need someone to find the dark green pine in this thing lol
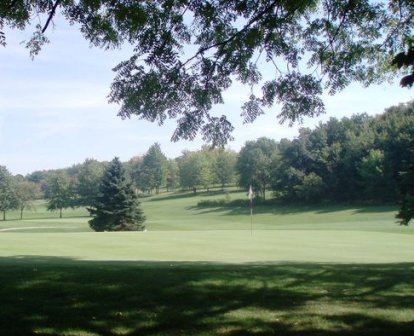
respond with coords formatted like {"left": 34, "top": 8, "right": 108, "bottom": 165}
{"left": 89, "top": 157, "right": 145, "bottom": 231}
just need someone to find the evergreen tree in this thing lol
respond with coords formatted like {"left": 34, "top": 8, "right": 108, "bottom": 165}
{"left": 89, "top": 157, "right": 145, "bottom": 232}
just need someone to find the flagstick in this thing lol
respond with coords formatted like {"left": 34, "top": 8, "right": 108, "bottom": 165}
{"left": 248, "top": 185, "right": 253, "bottom": 236}
{"left": 250, "top": 202, "right": 253, "bottom": 236}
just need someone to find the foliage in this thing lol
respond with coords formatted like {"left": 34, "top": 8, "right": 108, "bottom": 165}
{"left": 178, "top": 150, "right": 213, "bottom": 192}
{"left": 13, "top": 176, "right": 41, "bottom": 219}
{"left": 74, "top": 158, "right": 105, "bottom": 207}
{"left": 126, "top": 155, "right": 143, "bottom": 188}
{"left": 2, "top": 1, "right": 414, "bottom": 144}
{"left": 0, "top": 166, "right": 17, "bottom": 220}
{"left": 166, "top": 159, "right": 179, "bottom": 192}
{"left": 357, "top": 149, "right": 388, "bottom": 200}
{"left": 89, "top": 157, "right": 145, "bottom": 231}
{"left": 46, "top": 170, "right": 75, "bottom": 218}
{"left": 396, "top": 164, "right": 414, "bottom": 225}
{"left": 214, "top": 149, "right": 237, "bottom": 190}
{"left": 2, "top": 102, "right": 414, "bottom": 223}
{"left": 137, "top": 143, "right": 168, "bottom": 194}
{"left": 237, "top": 137, "right": 279, "bottom": 199}
{"left": 293, "top": 172, "right": 326, "bottom": 203}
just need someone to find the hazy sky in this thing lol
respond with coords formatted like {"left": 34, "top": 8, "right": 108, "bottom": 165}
{"left": 1, "top": 18, "right": 413, "bottom": 175}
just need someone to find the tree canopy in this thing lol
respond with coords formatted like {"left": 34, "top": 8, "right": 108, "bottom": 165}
{"left": 0, "top": 166, "right": 17, "bottom": 221}
{"left": 138, "top": 143, "right": 168, "bottom": 194}
{"left": 46, "top": 170, "right": 74, "bottom": 218}
{"left": 237, "top": 137, "right": 278, "bottom": 199}
{"left": 1, "top": 0, "right": 413, "bottom": 145}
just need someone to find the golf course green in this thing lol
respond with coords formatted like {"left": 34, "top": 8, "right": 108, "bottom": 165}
{"left": 1, "top": 190, "right": 413, "bottom": 335}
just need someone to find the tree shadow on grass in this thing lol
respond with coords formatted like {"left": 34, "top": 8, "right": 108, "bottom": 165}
{"left": 189, "top": 202, "right": 398, "bottom": 217}
{"left": 1, "top": 257, "right": 413, "bottom": 335}
{"left": 146, "top": 191, "right": 198, "bottom": 202}
{"left": 148, "top": 189, "right": 242, "bottom": 203}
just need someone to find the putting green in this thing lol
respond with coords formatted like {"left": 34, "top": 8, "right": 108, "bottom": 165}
{"left": 1, "top": 230, "right": 413, "bottom": 264}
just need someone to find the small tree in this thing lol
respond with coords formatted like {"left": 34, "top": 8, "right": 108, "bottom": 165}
{"left": 46, "top": 171, "right": 75, "bottom": 218}
{"left": 237, "top": 137, "right": 279, "bottom": 199}
{"left": 14, "top": 177, "right": 41, "bottom": 220}
{"left": 396, "top": 157, "right": 414, "bottom": 225}
{"left": 138, "top": 143, "right": 168, "bottom": 194}
{"left": 166, "top": 159, "right": 179, "bottom": 192}
{"left": 89, "top": 157, "right": 145, "bottom": 232}
{"left": 75, "top": 158, "right": 105, "bottom": 207}
{"left": 0, "top": 166, "right": 17, "bottom": 221}
{"left": 215, "top": 149, "right": 237, "bottom": 190}
{"left": 178, "top": 151, "right": 212, "bottom": 193}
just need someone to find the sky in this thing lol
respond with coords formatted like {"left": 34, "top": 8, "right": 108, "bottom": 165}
{"left": 1, "top": 18, "right": 414, "bottom": 176}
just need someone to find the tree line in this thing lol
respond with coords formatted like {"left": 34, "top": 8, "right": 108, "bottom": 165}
{"left": 1, "top": 102, "right": 414, "bottom": 224}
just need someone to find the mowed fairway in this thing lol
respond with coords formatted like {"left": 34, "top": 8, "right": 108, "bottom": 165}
{"left": 1, "top": 191, "right": 414, "bottom": 335}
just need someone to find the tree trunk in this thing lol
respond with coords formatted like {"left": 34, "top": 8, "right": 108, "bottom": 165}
{"left": 2, "top": 210, "right": 5, "bottom": 221}
{"left": 20, "top": 207, "right": 24, "bottom": 220}
{"left": 59, "top": 208, "right": 63, "bottom": 218}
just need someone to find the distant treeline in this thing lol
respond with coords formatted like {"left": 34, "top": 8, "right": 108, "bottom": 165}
{"left": 1, "top": 101, "right": 414, "bottom": 222}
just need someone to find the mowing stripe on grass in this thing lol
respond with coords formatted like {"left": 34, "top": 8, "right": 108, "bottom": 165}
{"left": 1, "top": 230, "right": 414, "bottom": 264}
{"left": 0, "top": 226, "right": 78, "bottom": 232}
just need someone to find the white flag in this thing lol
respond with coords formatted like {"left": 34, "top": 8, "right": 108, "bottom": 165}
{"left": 248, "top": 185, "right": 253, "bottom": 201}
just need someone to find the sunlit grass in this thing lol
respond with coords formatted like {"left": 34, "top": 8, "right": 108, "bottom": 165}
{"left": 1, "top": 190, "right": 414, "bottom": 335}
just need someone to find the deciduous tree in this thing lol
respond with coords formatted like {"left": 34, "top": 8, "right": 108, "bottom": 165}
{"left": 178, "top": 150, "right": 212, "bottom": 193}
{"left": 75, "top": 158, "right": 105, "bottom": 207}
{"left": 1, "top": 1, "right": 413, "bottom": 144}
{"left": 166, "top": 159, "right": 179, "bottom": 192}
{"left": 237, "top": 137, "right": 278, "bottom": 199}
{"left": 215, "top": 149, "right": 237, "bottom": 191}
{"left": 46, "top": 171, "right": 75, "bottom": 218}
{"left": 14, "top": 176, "right": 41, "bottom": 219}
{"left": 0, "top": 166, "right": 17, "bottom": 221}
{"left": 138, "top": 143, "right": 168, "bottom": 194}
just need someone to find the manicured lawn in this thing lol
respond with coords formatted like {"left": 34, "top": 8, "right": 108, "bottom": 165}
{"left": 1, "top": 230, "right": 414, "bottom": 263}
{"left": 1, "top": 258, "right": 413, "bottom": 335}
{"left": 1, "top": 191, "right": 414, "bottom": 335}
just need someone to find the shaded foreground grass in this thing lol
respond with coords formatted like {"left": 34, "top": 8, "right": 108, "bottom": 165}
{"left": 1, "top": 257, "right": 413, "bottom": 336}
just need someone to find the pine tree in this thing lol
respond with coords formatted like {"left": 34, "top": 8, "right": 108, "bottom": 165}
{"left": 89, "top": 157, "right": 146, "bottom": 232}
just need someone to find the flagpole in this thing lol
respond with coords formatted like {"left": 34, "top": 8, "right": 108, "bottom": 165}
{"left": 250, "top": 201, "right": 253, "bottom": 236}
{"left": 248, "top": 185, "right": 253, "bottom": 235}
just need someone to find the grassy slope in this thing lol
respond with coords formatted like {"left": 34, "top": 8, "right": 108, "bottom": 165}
{"left": 1, "top": 191, "right": 414, "bottom": 335}
{"left": 143, "top": 191, "right": 406, "bottom": 233}
{"left": 1, "top": 190, "right": 413, "bottom": 263}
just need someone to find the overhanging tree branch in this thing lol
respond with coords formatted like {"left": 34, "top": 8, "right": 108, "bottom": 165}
{"left": 181, "top": 0, "right": 280, "bottom": 69}
{"left": 42, "top": 0, "right": 61, "bottom": 34}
